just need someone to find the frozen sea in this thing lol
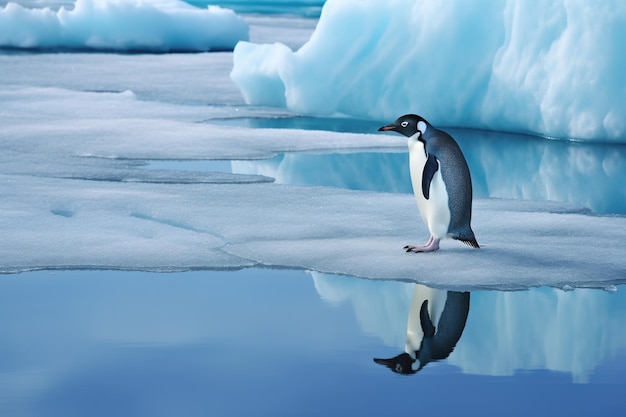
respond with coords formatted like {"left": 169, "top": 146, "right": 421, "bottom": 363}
{"left": 2, "top": 3, "right": 626, "bottom": 416}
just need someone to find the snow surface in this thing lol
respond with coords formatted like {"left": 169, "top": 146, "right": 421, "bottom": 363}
{"left": 312, "top": 272, "right": 626, "bottom": 383}
{"left": 1, "top": 84, "right": 625, "bottom": 290}
{"left": 231, "top": 0, "right": 626, "bottom": 141}
{"left": 0, "top": 0, "right": 248, "bottom": 52}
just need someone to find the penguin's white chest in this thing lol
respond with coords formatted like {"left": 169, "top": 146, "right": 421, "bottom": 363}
{"left": 408, "top": 136, "right": 451, "bottom": 239}
{"left": 405, "top": 285, "right": 447, "bottom": 357}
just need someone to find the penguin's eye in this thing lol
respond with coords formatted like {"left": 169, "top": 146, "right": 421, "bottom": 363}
{"left": 395, "top": 364, "right": 403, "bottom": 372}
{"left": 400, "top": 121, "right": 409, "bottom": 128}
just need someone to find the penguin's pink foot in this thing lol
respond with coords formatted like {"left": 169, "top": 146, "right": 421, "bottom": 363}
{"left": 404, "top": 236, "right": 440, "bottom": 253}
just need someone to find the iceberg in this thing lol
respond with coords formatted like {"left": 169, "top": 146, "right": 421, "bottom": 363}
{"left": 231, "top": 0, "right": 626, "bottom": 141}
{"left": 0, "top": 0, "right": 248, "bottom": 52}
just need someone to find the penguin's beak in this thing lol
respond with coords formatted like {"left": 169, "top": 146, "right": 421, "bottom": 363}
{"left": 373, "top": 353, "right": 417, "bottom": 374}
{"left": 378, "top": 124, "right": 396, "bottom": 132}
{"left": 373, "top": 357, "right": 395, "bottom": 366}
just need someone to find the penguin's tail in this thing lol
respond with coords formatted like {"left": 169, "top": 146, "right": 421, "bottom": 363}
{"left": 459, "top": 237, "right": 480, "bottom": 249}
{"left": 451, "top": 229, "right": 480, "bottom": 249}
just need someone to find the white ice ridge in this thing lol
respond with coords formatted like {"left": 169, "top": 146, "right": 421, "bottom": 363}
{"left": 231, "top": 0, "right": 626, "bottom": 141}
{"left": 1, "top": 86, "right": 625, "bottom": 290}
{"left": 0, "top": 0, "right": 248, "bottom": 52}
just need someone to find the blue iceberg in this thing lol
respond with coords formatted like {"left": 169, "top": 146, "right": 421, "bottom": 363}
{"left": 0, "top": 0, "right": 248, "bottom": 52}
{"left": 231, "top": 0, "right": 626, "bottom": 141}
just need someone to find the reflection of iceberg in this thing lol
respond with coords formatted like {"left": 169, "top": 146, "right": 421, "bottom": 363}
{"left": 312, "top": 272, "right": 413, "bottom": 346}
{"left": 452, "top": 288, "right": 626, "bottom": 384}
{"left": 311, "top": 272, "right": 626, "bottom": 383}
{"left": 461, "top": 129, "right": 626, "bottom": 215}
{"left": 232, "top": 152, "right": 411, "bottom": 194}
{"left": 232, "top": 128, "right": 626, "bottom": 215}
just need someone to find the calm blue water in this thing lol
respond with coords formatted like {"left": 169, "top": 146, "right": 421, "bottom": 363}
{"left": 1, "top": 269, "right": 624, "bottom": 417}
{"left": 178, "top": 115, "right": 626, "bottom": 215}
{"left": 188, "top": 1, "right": 325, "bottom": 17}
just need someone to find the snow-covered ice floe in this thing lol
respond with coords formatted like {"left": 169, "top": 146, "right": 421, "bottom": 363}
{"left": 1, "top": 86, "right": 625, "bottom": 291}
{"left": 0, "top": 0, "right": 248, "bottom": 52}
{"left": 231, "top": 0, "right": 626, "bottom": 141}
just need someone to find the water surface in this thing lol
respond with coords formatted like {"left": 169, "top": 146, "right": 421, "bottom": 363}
{"left": 1, "top": 269, "right": 624, "bottom": 416}
{"left": 186, "top": 115, "right": 626, "bottom": 214}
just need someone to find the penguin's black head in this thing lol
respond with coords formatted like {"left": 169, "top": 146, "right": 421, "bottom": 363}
{"left": 378, "top": 114, "right": 428, "bottom": 138}
{"left": 373, "top": 353, "right": 418, "bottom": 375}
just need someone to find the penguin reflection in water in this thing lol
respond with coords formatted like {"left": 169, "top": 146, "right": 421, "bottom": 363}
{"left": 374, "top": 285, "right": 470, "bottom": 374}
{"left": 379, "top": 114, "right": 479, "bottom": 252}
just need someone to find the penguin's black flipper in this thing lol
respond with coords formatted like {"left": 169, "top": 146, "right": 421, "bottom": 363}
{"left": 420, "top": 300, "right": 436, "bottom": 337}
{"left": 422, "top": 154, "right": 438, "bottom": 200}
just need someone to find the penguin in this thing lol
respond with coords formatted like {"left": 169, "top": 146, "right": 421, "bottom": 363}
{"left": 373, "top": 285, "right": 470, "bottom": 374}
{"left": 378, "top": 114, "right": 479, "bottom": 252}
